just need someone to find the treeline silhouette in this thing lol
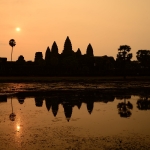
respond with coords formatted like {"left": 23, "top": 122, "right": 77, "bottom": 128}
{"left": 0, "top": 36, "right": 150, "bottom": 76}
{"left": 1, "top": 92, "right": 150, "bottom": 120}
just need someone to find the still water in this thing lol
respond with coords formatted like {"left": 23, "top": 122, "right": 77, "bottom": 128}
{"left": 0, "top": 91, "right": 150, "bottom": 150}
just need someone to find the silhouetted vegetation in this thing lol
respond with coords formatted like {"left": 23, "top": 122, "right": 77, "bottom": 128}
{"left": 0, "top": 37, "right": 150, "bottom": 76}
{"left": 9, "top": 97, "right": 16, "bottom": 121}
{"left": 116, "top": 45, "right": 132, "bottom": 79}
{"left": 117, "top": 98, "right": 133, "bottom": 118}
{"left": 16, "top": 55, "right": 25, "bottom": 64}
{"left": 137, "top": 96, "right": 150, "bottom": 110}
{"left": 9, "top": 39, "right": 16, "bottom": 62}
{"left": 136, "top": 50, "right": 150, "bottom": 68}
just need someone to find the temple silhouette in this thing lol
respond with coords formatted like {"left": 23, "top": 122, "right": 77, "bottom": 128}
{"left": 1, "top": 36, "right": 150, "bottom": 76}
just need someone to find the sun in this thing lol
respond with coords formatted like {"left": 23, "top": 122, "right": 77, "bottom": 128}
{"left": 16, "top": 27, "right": 21, "bottom": 32}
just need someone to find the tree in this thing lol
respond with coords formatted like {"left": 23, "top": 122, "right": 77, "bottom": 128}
{"left": 117, "top": 99, "right": 133, "bottom": 118}
{"left": 51, "top": 41, "right": 59, "bottom": 56}
{"left": 9, "top": 39, "right": 16, "bottom": 61}
{"left": 86, "top": 44, "right": 94, "bottom": 57}
{"left": 17, "top": 96, "right": 25, "bottom": 104}
{"left": 137, "top": 96, "right": 150, "bottom": 110}
{"left": 136, "top": 50, "right": 150, "bottom": 68}
{"left": 16, "top": 55, "right": 25, "bottom": 63}
{"left": 116, "top": 45, "right": 132, "bottom": 79}
{"left": 117, "top": 45, "right": 132, "bottom": 61}
{"left": 9, "top": 97, "right": 16, "bottom": 121}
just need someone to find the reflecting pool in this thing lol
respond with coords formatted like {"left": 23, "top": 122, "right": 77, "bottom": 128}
{"left": 0, "top": 91, "right": 150, "bottom": 150}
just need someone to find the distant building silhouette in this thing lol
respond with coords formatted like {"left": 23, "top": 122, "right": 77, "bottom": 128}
{"left": 86, "top": 43, "right": 94, "bottom": 57}
{"left": 62, "top": 36, "right": 74, "bottom": 56}
{"left": 52, "top": 100, "right": 59, "bottom": 117}
{"left": 86, "top": 101, "right": 94, "bottom": 114}
{"left": 76, "top": 48, "right": 82, "bottom": 56}
{"left": 0, "top": 57, "right": 7, "bottom": 63}
{"left": 35, "top": 97, "right": 44, "bottom": 107}
{"left": 45, "top": 98, "right": 52, "bottom": 111}
{"left": 1, "top": 36, "right": 150, "bottom": 76}
{"left": 62, "top": 102, "right": 73, "bottom": 122}
{"left": 16, "top": 55, "right": 25, "bottom": 63}
{"left": 14, "top": 91, "right": 150, "bottom": 120}
{"left": 34, "top": 52, "right": 44, "bottom": 64}
{"left": 51, "top": 41, "right": 59, "bottom": 56}
{"left": 45, "top": 47, "right": 51, "bottom": 63}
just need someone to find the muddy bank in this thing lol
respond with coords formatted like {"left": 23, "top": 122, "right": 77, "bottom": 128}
{"left": 0, "top": 79, "right": 150, "bottom": 96}
{"left": 0, "top": 76, "right": 150, "bottom": 83}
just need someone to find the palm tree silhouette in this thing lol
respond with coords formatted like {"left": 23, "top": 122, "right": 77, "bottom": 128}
{"left": 9, "top": 39, "right": 16, "bottom": 61}
{"left": 9, "top": 97, "right": 16, "bottom": 121}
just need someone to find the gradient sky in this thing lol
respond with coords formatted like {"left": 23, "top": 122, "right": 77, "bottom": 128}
{"left": 0, "top": 0, "right": 150, "bottom": 61}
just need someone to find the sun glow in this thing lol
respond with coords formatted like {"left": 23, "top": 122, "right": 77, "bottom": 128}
{"left": 16, "top": 27, "right": 21, "bottom": 32}
{"left": 17, "top": 125, "right": 21, "bottom": 132}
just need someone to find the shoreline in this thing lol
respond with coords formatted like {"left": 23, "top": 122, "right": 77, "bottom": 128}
{"left": 0, "top": 76, "right": 150, "bottom": 96}
{"left": 0, "top": 76, "right": 150, "bottom": 83}
{"left": 1, "top": 85, "right": 150, "bottom": 97}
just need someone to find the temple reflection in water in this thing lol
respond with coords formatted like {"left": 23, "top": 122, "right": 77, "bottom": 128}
{"left": 1, "top": 91, "right": 150, "bottom": 121}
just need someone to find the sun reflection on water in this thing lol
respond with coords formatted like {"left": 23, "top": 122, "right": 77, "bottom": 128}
{"left": 17, "top": 125, "right": 21, "bottom": 132}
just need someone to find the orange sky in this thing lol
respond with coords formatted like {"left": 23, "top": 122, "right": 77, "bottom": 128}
{"left": 0, "top": 0, "right": 150, "bottom": 61}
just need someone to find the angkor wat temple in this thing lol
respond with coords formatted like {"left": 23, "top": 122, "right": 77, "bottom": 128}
{"left": 0, "top": 36, "right": 150, "bottom": 76}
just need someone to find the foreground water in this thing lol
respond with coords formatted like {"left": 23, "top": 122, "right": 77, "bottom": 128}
{"left": 0, "top": 89, "right": 150, "bottom": 150}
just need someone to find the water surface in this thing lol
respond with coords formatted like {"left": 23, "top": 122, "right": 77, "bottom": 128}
{"left": 0, "top": 91, "right": 150, "bottom": 150}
